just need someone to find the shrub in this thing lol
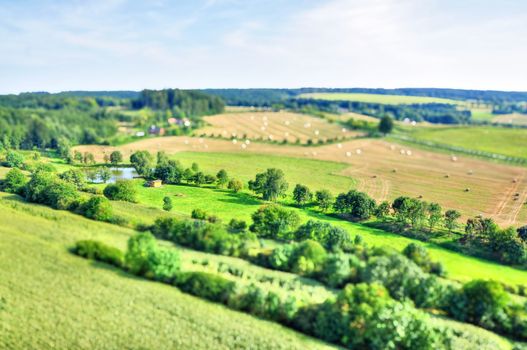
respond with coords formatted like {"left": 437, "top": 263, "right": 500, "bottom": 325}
{"left": 292, "top": 184, "right": 312, "bottom": 206}
{"left": 174, "top": 271, "right": 235, "bottom": 304}
{"left": 1, "top": 168, "right": 27, "bottom": 194}
{"left": 250, "top": 204, "right": 300, "bottom": 240}
{"left": 315, "top": 189, "right": 333, "bottom": 212}
{"left": 103, "top": 180, "right": 137, "bottom": 202}
{"left": 447, "top": 280, "right": 511, "bottom": 332}
{"left": 5, "top": 150, "right": 24, "bottom": 168}
{"left": 80, "top": 196, "right": 113, "bottom": 221}
{"left": 334, "top": 190, "right": 376, "bottom": 220}
{"left": 72, "top": 240, "right": 124, "bottom": 267}
{"left": 289, "top": 240, "right": 327, "bottom": 275}
{"left": 227, "top": 178, "right": 243, "bottom": 193}
{"left": 147, "top": 248, "right": 181, "bottom": 282}
{"left": 227, "top": 218, "right": 247, "bottom": 233}
{"left": 295, "top": 220, "right": 350, "bottom": 250}
{"left": 45, "top": 180, "right": 80, "bottom": 210}
{"left": 125, "top": 232, "right": 157, "bottom": 275}
{"left": 319, "top": 253, "right": 363, "bottom": 288}
{"left": 403, "top": 243, "right": 432, "bottom": 272}
{"left": 59, "top": 169, "right": 87, "bottom": 190}
{"left": 191, "top": 208, "right": 208, "bottom": 220}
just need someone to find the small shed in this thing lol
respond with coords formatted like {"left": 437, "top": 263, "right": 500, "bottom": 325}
{"left": 147, "top": 179, "right": 162, "bottom": 188}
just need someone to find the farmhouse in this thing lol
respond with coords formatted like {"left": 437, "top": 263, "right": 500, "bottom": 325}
{"left": 146, "top": 179, "right": 163, "bottom": 188}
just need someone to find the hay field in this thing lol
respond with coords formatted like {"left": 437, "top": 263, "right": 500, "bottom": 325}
{"left": 298, "top": 92, "right": 459, "bottom": 105}
{"left": 197, "top": 111, "right": 362, "bottom": 143}
{"left": 74, "top": 136, "right": 527, "bottom": 227}
{"left": 492, "top": 113, "right": 527, "bottom": 126}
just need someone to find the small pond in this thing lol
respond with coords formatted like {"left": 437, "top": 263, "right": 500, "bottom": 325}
{"left": 84, "top": 167, "right": 139, "bottom": 184}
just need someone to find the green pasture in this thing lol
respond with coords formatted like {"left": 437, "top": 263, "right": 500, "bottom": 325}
{"left": 0, "top": 193, "right": 339, "bottom": 350}
{"left": 298, "top": 92, "right": 459, "bottom": 105}
{"left": 408, "top": 126, "right": 527, "bottom": 159}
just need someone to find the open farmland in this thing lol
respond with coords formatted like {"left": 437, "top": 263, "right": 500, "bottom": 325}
{"left": 0, "top": 193, "right": 339, "bottom": 350}
{"left": 196, "top": 111, "right": 362, "bottom": 143}
{"left": 298, "top": 92, "right": 459, "bottom": 105}
{"left": 408, "top": 126, "right": 527, "bottom": 159}
{"left": 492, "top": 113, "right": 527, "bottom": 126}
{"left": 73, "top": 136, "right": 527, "bottom": 227}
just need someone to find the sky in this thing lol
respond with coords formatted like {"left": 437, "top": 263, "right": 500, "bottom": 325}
{"left": 1, "top": 0, "right": 527, "bottom": 93}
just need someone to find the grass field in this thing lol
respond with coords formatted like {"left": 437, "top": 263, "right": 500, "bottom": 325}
{"left": 408, "top": 126, "right": 527, "bottom": 159}
{"left": 298, "top": 92, "right": 459, "bottom": 105}
{"left": 96, "top": 178, "right": 527, "bottom": 286}
{"left": 0, "top": 193, "right": 340, "bottom": 350}
{"left": 197, "top": 111, "right": 361, "bottom": 143}
{"left": 73, "top": 136, "right": 527, "bottom": 227}
{"left": 492, "top": 113, "right": 527, "bottom": 126}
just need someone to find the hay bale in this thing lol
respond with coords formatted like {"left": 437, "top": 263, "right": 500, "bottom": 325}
{"left": 464, "top": 188, "right": 470, "bottom": 192}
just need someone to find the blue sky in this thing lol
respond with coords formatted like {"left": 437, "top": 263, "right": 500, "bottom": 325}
{"left": 1, "top": 0, "right": 526, "bottom": 93}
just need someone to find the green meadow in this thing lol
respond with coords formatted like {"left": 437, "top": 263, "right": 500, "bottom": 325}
{"left": 408, "top": 126, "right": 527, "bottom": 159}
{"left": 0, "top": 193, "right": 339, "bottom": 350}
{"left": 298, "top": 92, "right": 459, "bottom": 105}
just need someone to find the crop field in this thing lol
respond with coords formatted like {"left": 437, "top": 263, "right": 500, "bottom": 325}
{"left": 74, "top": 136, "right": 527, "bottom": 227}
{"left": 297, "top": 92, "right": 459, "bottom": 105}
{"left": 196, "top": 111, "right": 361, "bottom": 143}
{"left": 0, "top": 193, "right": 340, "bottom": 350}
{"left": 408, "top": 126, "right": 527, "bottom": 159}
{"left": 492, "top": 113, "right": 527, "bottom": 126}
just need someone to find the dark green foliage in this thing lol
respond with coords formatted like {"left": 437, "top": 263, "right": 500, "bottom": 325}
{"left": 103, "top": 180, "right": 137, "bottom": 202}
{"left": 130, "top": 150, "right": 154, "bottom": 177}
{"left": 319, "top": 253, "right": 363, "bottom": 288}
{"left": 80, "top": 196, "right": 113, "bottom": 221}
{"left": 72, "top": 240, "right": 124, "bottom": 267}
{"left": 151, "top": 217, "right": 255, "bottom": 257}
{"left": 191, "top": 208, "right": 208, "bottom": 220}
{"left": 248, "top": 168, "right": 288, "bottom": 201}
{"left": 293, "top": 283, "right": 444, "bottom": 349}
{"left": 216, "top": 169, "right": 228, "bottom": 188}
{"left": 154, "top": 160, "right": 184, "bottom": 184}
{"left": 227, "top": 219, "right": 247, "bottom": 233}
{"left": 5, "top": 150, "right": 24, "bottom": 168}
{"left": 162, "top": 196, "right": 173, "bottom": 211}
{"left": 292, "top": 184, "right": 312, "bottom": 206}
{"left": 392, "top": 196, "right": 427, "bottom": 228}
{"left": 294, "top": 220, "right": 351, "bottom": 250}
{"left": 25, "top": 171, "right": 79, "bottom": 210}
{"left": 375, "top": 201, "right": 390, "bottom": 219}
{"left": 132, "top": 89, "right": 224, "bottom": 118}
{"left": 314, "top": 189, "right": 333, "bottom": 212}
{"left": 334, "top": 190, "right": 376, "bottom": 220}
{"left": 1, "top": 168, "right": 27, "bottom": 194}
{"left": 403, "top": 243, "right": 433, "bottom": 272}
{"left": 426, "top": 202, "right": 442, "bottom": 231}
{"left": 447, "top": 280, "right": 511, "bottom": 333}
{"left": 518, "top": 225, "right": 527, "bottom": 243}
{"left": 289, "top": 240, "right": 327, "bottom": 275}
{"left": 250, "top": 205, "right": 300, "bottom": 240}
{"left": 58, "top": 169, "right": 87, "bottom": 190}
{"left": 109, "top": 150, "right": 123, "bottom": 165}
{"left": 378, "top": 115, "right": 394, "bottom": 134}
{"left": 174, "top": 272, "right": 235, "bottom": 304}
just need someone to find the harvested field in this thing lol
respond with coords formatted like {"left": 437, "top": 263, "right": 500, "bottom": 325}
{"left": 74, "top": 136, "right": 527, "bottom": 226}
{"left": 196, "top": 111, "right": 362, "bottom": 143}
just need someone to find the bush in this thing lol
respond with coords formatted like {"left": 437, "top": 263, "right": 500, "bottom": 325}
{"left": 319, "top": 253, "right": 363, "bottom": 288}
{"left": 59, "top": 169, "right": 87, "bottom": 190}
{"left": 72, "top": 240, "right": 124, "bottom": 267}
{"left": 295, "top": 220, "right": 351, "bottom": 250}
{"left": 103, "top": 180, "right": 137, "bottom": 202}
{"left": 125, "top": 232, "right": 157, "bottom": 275}
{"left": 403, "top": 243, "right": 432, "bottom": 272}
{"left": 191, "top": 208, "right": 208, "bottom": 220}
{"left": 5, "top": 150, "right": 24, "bottom": 168}
{"left": 289, "top": 240, "right": 327, "bottom": 276}
{"left": 80, "top": 196, "right": 113, "bottom": 221}
{"left": 174, "top": 272, "right": 235, "bottom": 304}
{"left": 334, "top": 190, "right": 376, "bottom": 220}
{"left": 45, "top": 180, "right": 80, "bottom": 210}
{"left": 447, "top": 280, "right": 511, "bottom": 332}
{"left": 1, "top": 168, "right": 27, "bottom": 194}
{"left": 148, "top": 248, "right": 181, "bottom": 281}
{"left": 227, "top": 218, "right": 247, "bottom": 233}
{"left": 250, "top": 204, "right": 300, "bottom": 240}
{"left": 227, "top": 178, "right": 243, "bottom": 193}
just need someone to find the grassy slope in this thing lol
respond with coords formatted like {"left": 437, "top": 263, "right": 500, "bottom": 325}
{"left": 408, "top": 126, "right": 527, "bottom": 159}
{"left": 298, "top": 92, "right": 459, "bottom": 105}
{"left": 112, "top": 178, "right": 527, "bottom": 286}
{"left": 0, "top": 193, "right": 339, "bottom": 350}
